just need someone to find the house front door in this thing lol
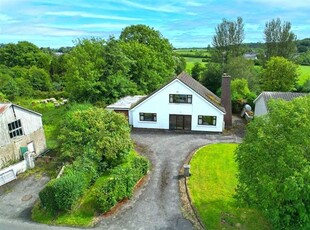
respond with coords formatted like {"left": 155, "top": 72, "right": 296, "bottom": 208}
{"left": 169, "top": 115, "right": 191, "bottom": 130}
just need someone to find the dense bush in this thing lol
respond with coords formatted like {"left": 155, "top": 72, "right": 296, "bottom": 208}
{"left": 96, "top": 156, "right": 149, "bottom": 213}
{"left": 235, "top": 96, "right": 310, "bottom": 229}
{"left": 231, "top": 78, "right": 256, "bottom": 113}
{"left": 39, "top": 172, "right": 88, "bottom": 213}
{"left": 58, "top": 107, "right": 133, "bottom": 170}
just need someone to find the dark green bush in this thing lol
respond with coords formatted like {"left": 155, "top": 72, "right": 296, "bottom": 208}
{"left": 39, "top": 179, "right": 58, "bottom": 213}
{"left": 39, "top": 172, "right": 87, "bottom": 213}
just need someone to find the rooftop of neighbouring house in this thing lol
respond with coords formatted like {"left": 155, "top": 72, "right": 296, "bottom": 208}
{"left": 106, "top": 95, "right": 147, "bottom": 110}
{"left": 254, "top": 91, "right": 309, "bottom": 104}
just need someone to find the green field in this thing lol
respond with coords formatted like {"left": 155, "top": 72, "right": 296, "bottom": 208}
{"left": 184, "top": 57, "right": 203, "bottom": 72}
{"left": 188, "top": 143, "right": 271, "bottom": 229}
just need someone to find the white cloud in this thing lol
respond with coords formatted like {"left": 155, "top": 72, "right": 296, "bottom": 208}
{"left": 45, "top": 11, "right": 141, "bottom": 21}
{"left": 120, "top": 0, "right": 184, "bottom": 13}
{"left": 185, "top": 1, "right": 204, "bottom": 7}
{"left": 246, "top": 0, "right": 310, "bottom": 8}
{"left": 0, "top": 13, "right": 19, "bottom": 24}
{"left": 78, "top": 23, "right": 129, "bottom": 29}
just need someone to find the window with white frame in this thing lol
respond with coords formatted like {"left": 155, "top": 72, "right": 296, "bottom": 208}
{"left": 139, "top": 113, "right": 157, "bottom": 122}
{"left": 8, "top": 119, "right": 24, "bottom": 138}
{"left": 198, "top": 115, "right": 217, "bottom": 126}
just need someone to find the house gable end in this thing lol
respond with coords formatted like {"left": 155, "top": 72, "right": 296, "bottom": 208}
{"left": 131, "top": 75, "right": 225, "bottom": 115}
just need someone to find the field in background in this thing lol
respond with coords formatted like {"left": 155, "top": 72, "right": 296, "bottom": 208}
{"left": 175, "top": 49, "right": 310, "bottom": 85}
{"left": 183, "top": 57, "right": 203, "bottom": 72}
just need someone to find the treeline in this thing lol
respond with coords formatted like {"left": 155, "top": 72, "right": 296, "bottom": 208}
{"left": 190, "top": 17, "right": 310, "bottom": 113}
{"left": 0, "top": 25, "right": 186, "bottom": 104}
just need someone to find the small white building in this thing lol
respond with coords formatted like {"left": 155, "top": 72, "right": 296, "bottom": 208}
{"left": 0, "top": 103, "right": 47, "bottom": 168}
{"left": 108, "top": 72, "right": 227, "bottom": 132}
{"left": 253, "top": 91, "right": 308, "bottom": 117}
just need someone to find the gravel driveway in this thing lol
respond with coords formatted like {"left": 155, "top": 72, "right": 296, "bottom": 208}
{"left": 100, "top": 130, "right": 242, "bottom": 230}
{"left": 0, "top": 130, "right": 242, "bottom": 230}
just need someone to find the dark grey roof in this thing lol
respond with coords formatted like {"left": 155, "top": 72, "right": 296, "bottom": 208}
{"left": 255, "top": 92, "right": 308, "bottom": 104}
{"left": 176, "top": 72, "right": 225, "bottom": 112}
{"left": 132, "top": 72, "right": 225, "bottom": 113}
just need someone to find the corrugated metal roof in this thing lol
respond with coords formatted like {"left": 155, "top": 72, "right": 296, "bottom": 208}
{"left": 260, "top": 92, "right": 308, "bottom": 103}
{"left": 106, "top": 95, "right": 146, "bottom": 110}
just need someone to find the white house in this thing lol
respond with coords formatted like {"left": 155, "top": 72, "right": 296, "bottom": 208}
{"left": 108, "top": 72, "right": 229, "bottom": 132}
{"left": 253, "top": 91, "right": 308, "bottom": 117}
{"left": 0, "top": 103, "right": 47, "bottom": 168}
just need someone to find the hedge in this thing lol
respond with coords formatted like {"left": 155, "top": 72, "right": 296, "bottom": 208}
{"left": 96, "top": 156, "right": 149, "bottom": 213}
{"left": 39, "top": 172, "right": 88, "bottom": 213}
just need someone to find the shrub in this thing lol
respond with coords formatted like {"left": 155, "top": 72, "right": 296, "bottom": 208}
{"left": 96, "top": 156, "right": 149, "bottom": 213}
{"left": 39, "top": 173, "right": 88, "bottom": 213}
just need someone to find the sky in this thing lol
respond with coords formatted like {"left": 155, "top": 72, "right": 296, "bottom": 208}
{"left": 0, "top": 0, "right": 310, "bottom": 48}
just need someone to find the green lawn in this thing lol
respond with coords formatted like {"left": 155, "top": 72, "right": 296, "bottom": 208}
{"left": 188, "top": 143, "right": 271, "bottom": 229}
{"left": 298, "top": 65, "right": 310, "bottom": 85}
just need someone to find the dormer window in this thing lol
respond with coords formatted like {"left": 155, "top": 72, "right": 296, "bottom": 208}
{"left": 169, "top": 94, "right": 192, "bottom": 104}
{"left": 8, "top": 119, "right": 23, "bottom": 138}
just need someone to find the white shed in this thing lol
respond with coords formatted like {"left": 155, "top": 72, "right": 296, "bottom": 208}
{"left": 254, "top": 92, "right": 308, "bottom": 117}
{"left": 0, "top": 103, "right": 47, "bottom": 168}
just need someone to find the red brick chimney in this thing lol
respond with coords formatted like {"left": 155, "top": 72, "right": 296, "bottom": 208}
{"left": 221, "top": 73, "right": 232, "bottom": 128}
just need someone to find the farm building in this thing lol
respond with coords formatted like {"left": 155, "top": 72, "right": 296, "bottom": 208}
{"left": 253, "top": 92, "right": 309, "bottom": 117}
{"left": 0, "top": 103, "right": 47, "bottom": 168}
{"left": 107, "top": 72, "right": 232, "bottom": 132}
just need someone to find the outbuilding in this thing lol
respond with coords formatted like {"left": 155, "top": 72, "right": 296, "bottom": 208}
{"left": 253, "top": 91, "right": 308, "bottom": 117}
{"left": 0, "top": 103, "right": 47, "bottom": 168}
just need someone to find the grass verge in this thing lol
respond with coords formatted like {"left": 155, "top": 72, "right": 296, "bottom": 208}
{"left": 187, "top": 143, "right": 271, "bottom": 229}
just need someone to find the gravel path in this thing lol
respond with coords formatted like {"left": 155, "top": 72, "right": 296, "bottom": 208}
{"left": 99, "top": 130, "right": 242, "bottom": 230}
{"left": 0, "top": 129, "right": 242, "bottom": 230}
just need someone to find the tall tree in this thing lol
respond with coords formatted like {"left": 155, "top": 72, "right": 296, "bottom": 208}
{"left": 200, "top": 62, "right": 222, "bottom": 95}
{"left": 212, "top": 17, "right": 245, "bottom": 64}
{"left": 64, "top": 38, "right": 137, "bottom": 103}
{"left": 260, "top": 56, "right": 298, "bottom": 91}
{"left": 64, "top": 38, "right": 107, "bottom": 102}
{"left": 235, "top": 96, "right": 310, "bottom": 229}
{"left": 264, "top": 18, "right": 297, "bottom": 61}
{"left": 226, "top": 56, "right": 259, "bottom": 92}
{"left": 119, "top": 24, "right": 176, "bottom": 92}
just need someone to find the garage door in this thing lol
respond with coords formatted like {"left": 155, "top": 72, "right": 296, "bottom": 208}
{"left": 0, "top": 170, "right": 16, "bottom": 187}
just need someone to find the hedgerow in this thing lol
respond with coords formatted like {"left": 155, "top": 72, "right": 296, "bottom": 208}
{"left": 96, "top": 156, "right": 149, "bottom": 213}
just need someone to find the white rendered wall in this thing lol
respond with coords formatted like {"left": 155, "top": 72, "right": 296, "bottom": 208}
{"left": 254, "top": 96, "right": 268, "bottom": 117}
{"left": 0, "top": 106, "right": 43, "bottom": 147}
{"left": 130, "top": 80, "right": 224, "bottom": 132}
